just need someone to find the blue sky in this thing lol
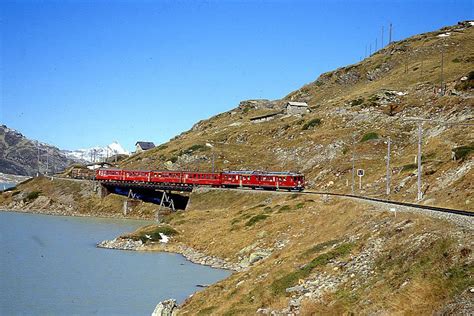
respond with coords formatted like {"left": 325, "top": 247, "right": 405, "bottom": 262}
{"left": 1, "top": 0, "right": 472, "bottom": 151}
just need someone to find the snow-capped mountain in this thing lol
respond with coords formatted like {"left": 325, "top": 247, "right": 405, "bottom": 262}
{"left": 62, "top": 141, "right": 129, "bottom": 163}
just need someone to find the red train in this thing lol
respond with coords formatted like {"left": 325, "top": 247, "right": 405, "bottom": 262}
{"left": 95, "top": 169, "right": 305, "bottom": 191}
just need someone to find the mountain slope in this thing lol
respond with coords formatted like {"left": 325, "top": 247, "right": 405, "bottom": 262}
{"left": 120, "top": 21, "right": 474, "bottom": 210}
{"left": 0, "top": 125, "right": 76, "bottom": 176}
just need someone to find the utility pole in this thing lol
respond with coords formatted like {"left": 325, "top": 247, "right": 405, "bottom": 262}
{"left": 417, "top": 123, "right": 423, "bottom": 201}
{"left": 37, "top": 144, "right": 40, "bottom": 176}
{"left": 381, "top": 25, "right": 384, "bottom": 47}
{"left": 375, "top": 38, "right": 378, "bottom": 51}
{"left": 386, "top": 137, "right": 391, "bottom": 196}
{"left": 351, "top": 134, "right": 356, "bottom": 195}
{"left": 369, "top": 43, "right": 372, "bottom": 56}
{"left": 365, "top": 44, "right": 367, "bottom": 58}
{"left": 46, "top": 150, "right": 49, "bottom": 176}
{"left": 440, "top": 39, "right": 445, "bottom": 95}
{"left": 212, "top": 151, "right": 215, "bottom": 173}
{"left": 389, "top": 23, "right": 392, "bottom": 44}
{"left": 403, "top": 117, "right": 474, "bottom": 201}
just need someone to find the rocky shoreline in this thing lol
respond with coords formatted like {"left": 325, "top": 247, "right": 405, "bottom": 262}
{"left": 0, "top": 207, "right": 153, "bottom": 221}
{"left": 97, "top": 237, "right": 245, "bottom": 272}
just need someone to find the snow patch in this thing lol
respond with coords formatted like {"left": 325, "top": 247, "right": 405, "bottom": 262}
{"left": 437, "top": 32, "right": 451, "bottom": 37}
{"left": 159, "top": 233, "right": 170, "bottom": 243}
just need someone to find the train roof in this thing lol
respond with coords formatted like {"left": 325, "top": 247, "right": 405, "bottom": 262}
{"left": 222, "top": 170, "right": 303, "bottom": 176}
{"left": 98, "top": 168, "right": 303, "bottom": 176}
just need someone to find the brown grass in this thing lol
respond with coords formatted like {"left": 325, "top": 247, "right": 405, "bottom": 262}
{"left": 0, "top": 177, "right": 157, "bottom": 219}
{"left": 138, "top": 188, "right": 473, "bottom": 314}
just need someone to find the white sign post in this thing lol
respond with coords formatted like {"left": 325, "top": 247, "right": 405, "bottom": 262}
{"left": 357, "top": 169, "right": 365, "bottom": 190}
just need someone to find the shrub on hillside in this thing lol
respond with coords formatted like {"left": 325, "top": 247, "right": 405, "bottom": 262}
{"left": 455, "top": 71, "right": 474, "bottom": 91}
{"left": 302, "top": 118, "right": 322, "bottom": 130}
{"left": 183, "top": 144, "right": 209, "bottom": 155}
{"left": 452, "top": 145, "right": 474, "bottom": 161}
{"left": 24, "top": 191, "right": 41, "bottom": 202}
{"left": 350, "top": 98, "right": 364, "bottom": 107}
{"left": 245, "top": 214, "right": 269, "bottom": 226}
{"left": 360, "top": 132, "right": 379, "bottom": 142}
{"left": 401, "top": 163, "right": 418, "bottom": 172}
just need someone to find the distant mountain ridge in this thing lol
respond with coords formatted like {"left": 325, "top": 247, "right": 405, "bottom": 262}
{"left": 0, "top": 125, "right": 77, "bottom": 176}
{"left": 61, "top": 142, "right": 129, "bottom": 163}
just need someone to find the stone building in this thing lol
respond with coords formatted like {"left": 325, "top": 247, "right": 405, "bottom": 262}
{"left": 135, "top": 141, "right": 155, "bottom": 153}
{"left": 286, "top": 101, "right": 309, "bottom": 115}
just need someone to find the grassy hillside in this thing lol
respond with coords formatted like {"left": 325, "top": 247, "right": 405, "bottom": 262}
{"left": 0, "top": 177, "right": 156, "bottom": 219}
{"left": 119, "top": 21, "right": 473, "bottom": 211}
{"left": 135, "top": 189, "right": 473, "bottom": 314}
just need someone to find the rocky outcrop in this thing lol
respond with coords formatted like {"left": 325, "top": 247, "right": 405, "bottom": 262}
{"left": 262, "top": 237, "right": 385, "bottom": 315}
{"left": 151, "top": 299, "right": 178, "bottom": 316}
{"left": 97, "top": 238, "right": 144, "bottom": 251}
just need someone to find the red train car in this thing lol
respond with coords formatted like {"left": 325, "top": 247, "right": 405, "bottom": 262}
{"left": 150, "top": 171, "right": 182, "bottom": 184}
{"left": 95, "top": 169, "right": 304, "bottom": 191}
{"left": 123, "top": 170, "right": 151, "bottom": 182}
{"left": 182, "top": 172, "right": 222, "bottom": 186}
{"left": 222, "top": 171, "right": 304, "bottom": 191}
{"left": 96, "top": 169, "right": 124, "bottom": 181}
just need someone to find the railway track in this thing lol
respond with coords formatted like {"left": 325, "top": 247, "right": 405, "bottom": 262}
{"left": 302, "top": 191, "right": 474, "bottom": 217}
{"left": 91, "top": 177, "right": 473, "bottom": 218}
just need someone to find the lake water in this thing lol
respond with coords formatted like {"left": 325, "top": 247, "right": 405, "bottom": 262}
{"left": 0, "top": 182, "right": 16, "bottom": 190}
{"left": 0, "top": 211, "right": 231, "bottom": 315}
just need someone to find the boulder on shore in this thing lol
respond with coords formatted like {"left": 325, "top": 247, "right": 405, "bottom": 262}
{"left": 151, "top": 299, "right": 177, "bottom": 316}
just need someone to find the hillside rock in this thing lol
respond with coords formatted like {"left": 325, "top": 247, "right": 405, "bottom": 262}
{"left": 0, "top": 125, "right": 76, "bottom": 176}
{"left": 151, "top": 299, "right": 178, "bottom": 316}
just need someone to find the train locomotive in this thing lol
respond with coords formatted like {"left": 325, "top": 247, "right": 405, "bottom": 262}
{"left": 95, "top": 169, "right": 305, "bottom": 191}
